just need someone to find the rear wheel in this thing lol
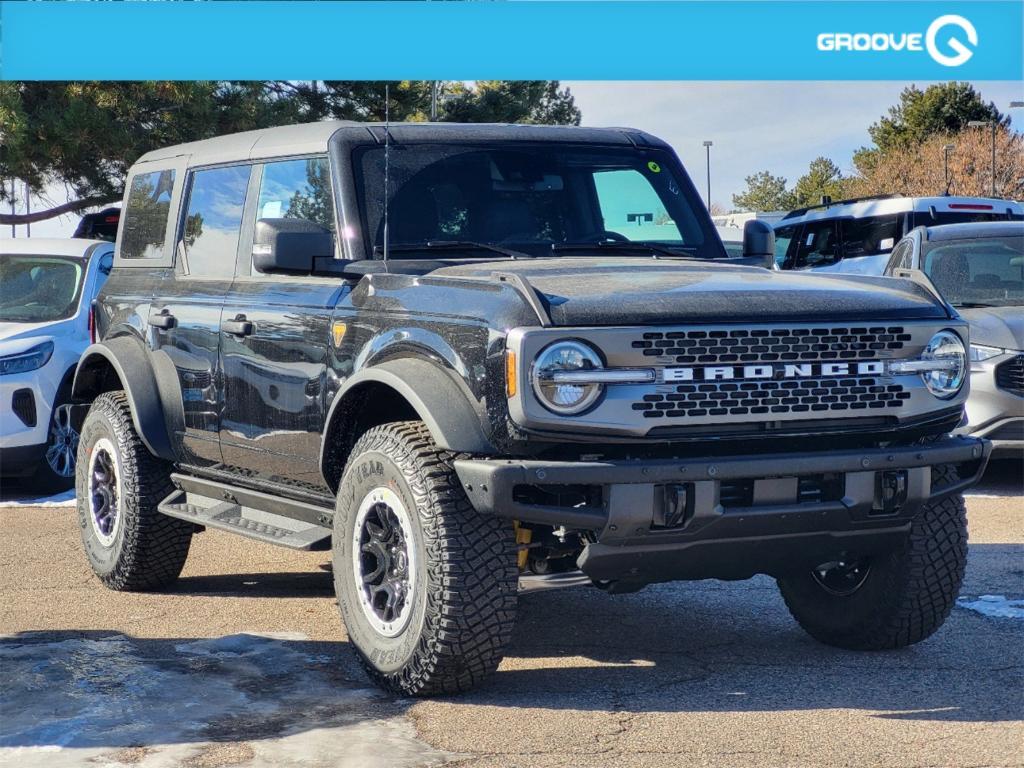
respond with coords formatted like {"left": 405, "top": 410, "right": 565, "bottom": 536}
{"left": 778, "top": 465, "right": 967, "bottom": 650}
{"left": 76, "top": 391, "right": 193, "bottom": 591}
{"left": 333, "top": 421, "right": 518, "bottom": 696}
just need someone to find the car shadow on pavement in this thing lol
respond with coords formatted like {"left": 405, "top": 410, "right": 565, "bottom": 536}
{"left": 168, "top": 570, "right": 336, "bottom": 599}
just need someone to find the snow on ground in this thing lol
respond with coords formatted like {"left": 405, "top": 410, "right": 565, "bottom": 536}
{"left": 0, "top": 632, "right": 451, "bottom": 768}
{"left": 957, "top": 595, "right": 1024, "bottom": 619}
{"left": 1, "top": 489, "right": 76, "bottom": 507}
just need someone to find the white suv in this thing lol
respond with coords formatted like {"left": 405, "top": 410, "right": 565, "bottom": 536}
{"left": 1, "top": 238, "right": 114, "bottom": 489}
{"left": 775, "top": 194, "right": 1023, "bottom": 276}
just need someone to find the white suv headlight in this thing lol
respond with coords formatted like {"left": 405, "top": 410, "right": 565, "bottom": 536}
{"left": 531, "top": 340, "right": 604, "bottom": 415}
{"left": 0, "top": 341, "right": 54, "bottom": 376}
{"left": 921, "top": 330, "right": 966, "bottom": 399}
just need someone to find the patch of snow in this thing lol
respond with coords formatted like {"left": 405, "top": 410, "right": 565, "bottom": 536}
{"left": 0, "top": 633, "right": 451, "bottom": 768}
{"left": 2, "top": 489, "right": 76, "bottom": 507}
{"left": 957, "top": 594, "right": 1024, "bottom": 619}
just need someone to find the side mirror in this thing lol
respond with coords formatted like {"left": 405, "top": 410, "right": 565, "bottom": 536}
{"left": 742, "top": 219, "right": 776, "bottom": 269}
{"left": 253, "top": 218, "right": 334, "bottom": 275}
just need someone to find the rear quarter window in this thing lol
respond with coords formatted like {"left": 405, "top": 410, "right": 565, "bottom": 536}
{"left": 120, "top": 169, "right": 176, "bottom": 260}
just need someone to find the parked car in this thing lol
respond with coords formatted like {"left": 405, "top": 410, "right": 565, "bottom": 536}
{"left": 72, "top": 122, "right": 989, "bottom": 697}
{"left": 72, "top": 207, "right": 120, "bottom": 243}
{"left": 1, "top": 238, "right": 114, "bottom": 488}
{"left": 885, "top": 221, "right": 1023, "bottom": 455}
{"left": 775, "top": 194, "right": 1023, "bottom": 276}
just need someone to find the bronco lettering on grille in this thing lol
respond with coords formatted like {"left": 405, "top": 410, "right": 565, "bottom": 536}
{"left": 662, "top": 361, "right": 885, "bottom": 382}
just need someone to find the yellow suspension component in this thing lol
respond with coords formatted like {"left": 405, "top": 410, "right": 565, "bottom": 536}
{"left": 514, "top": 521, "right": 532, "bottom": 571}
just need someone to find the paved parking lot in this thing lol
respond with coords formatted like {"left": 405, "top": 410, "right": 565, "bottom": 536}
{"left": 1, "top": 461, "right": 1021, "bottom": 768}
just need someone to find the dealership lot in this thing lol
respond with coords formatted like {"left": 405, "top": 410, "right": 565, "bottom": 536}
{"left": 1, "top": 461, "right": 1021, "bottom": 768}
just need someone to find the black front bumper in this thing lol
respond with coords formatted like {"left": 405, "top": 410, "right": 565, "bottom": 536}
{"left": 454, "top": 436, "right": 991, "bottom": 585}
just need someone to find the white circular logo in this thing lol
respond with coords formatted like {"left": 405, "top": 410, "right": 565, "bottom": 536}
{"left": 926, "top": 15, "right": 977, "bottom": 67}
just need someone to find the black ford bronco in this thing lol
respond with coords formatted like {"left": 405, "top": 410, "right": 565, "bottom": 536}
{"left": 73, "top": 122, "right": 990, "bottom": 696}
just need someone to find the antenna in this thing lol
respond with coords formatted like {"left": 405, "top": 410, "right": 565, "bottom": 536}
{"left": 382, "top": 83, "right": 391, "bottom": 267}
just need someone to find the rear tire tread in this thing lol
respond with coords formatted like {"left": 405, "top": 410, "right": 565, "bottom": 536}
{"left": 77, "top": 391, "right": 192, "bottom": 591}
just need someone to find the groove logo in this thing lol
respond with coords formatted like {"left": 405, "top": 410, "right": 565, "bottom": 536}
{"left": 817, "top": 15, "right": 978, "bottom": 67}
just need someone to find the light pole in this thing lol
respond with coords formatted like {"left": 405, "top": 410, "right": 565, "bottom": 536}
{"left": 943, "top": 143, "right": 955, "bottom": 191}
{"left": 702, "top": 140, "right": 713, "bottom": 210}
{"left": 967, "top": 119, "right": 997, "bottom": 197}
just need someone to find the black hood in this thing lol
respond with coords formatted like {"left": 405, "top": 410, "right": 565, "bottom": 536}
{"left": 434, "top": 258, "right": 949, "bottom": 326}
{"left": 957, "top": 305, "right": 1024, "bottom": 350}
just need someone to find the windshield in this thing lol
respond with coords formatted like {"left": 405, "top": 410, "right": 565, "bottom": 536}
{"left": 921, "top": 236, "right": 1023, "bottom": 307}
{"left": 354, "top": 143, "right": 721, "bottom": 259}
{"left": 0, "top": 255, "right": 86, "bottom": 323}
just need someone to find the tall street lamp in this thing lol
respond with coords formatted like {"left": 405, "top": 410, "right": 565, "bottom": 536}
{"left": 967, "top": 120, "right": 997, "bottom": 197}
{"left": 702, "top": 140, "right": 713, "bottom": 210}
{"left": 943, "top": 143, "right": 955, "bottom": 191}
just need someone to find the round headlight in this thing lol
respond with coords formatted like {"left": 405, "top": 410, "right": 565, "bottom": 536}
{"left": 921, "top": 330, "right": 966, "bottom": 398}
{"left": 532, "top": 340, "right": 603, "bottom": 415}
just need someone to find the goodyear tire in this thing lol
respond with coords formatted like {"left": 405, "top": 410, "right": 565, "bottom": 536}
{"left": 778, "top": 464, "right": 967, "bottom": 650}
{"left": 76, "top": 391, "right": 193, "bottom": 591}
{"left": 333, "top": 421, "right": 518, "bottom": 696}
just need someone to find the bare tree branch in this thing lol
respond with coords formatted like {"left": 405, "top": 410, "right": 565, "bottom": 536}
{"left": 0, "top": 196, "right": 118, "bottom": 226}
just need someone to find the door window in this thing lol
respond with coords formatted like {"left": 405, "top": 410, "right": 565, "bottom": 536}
{"left": 181, "top": 165, "right": 251, "bottom": 279}
{"left": 257, "top": 157, "right": 335, "bottom": 233}
{"left": 592, "top": 169, "right": 684, "bottom": 242}
{"left": 120, "top": 169, "right": 176, "bottom": 260}
{"left": 794, "top": 220, "right": 841, "bottom": 269}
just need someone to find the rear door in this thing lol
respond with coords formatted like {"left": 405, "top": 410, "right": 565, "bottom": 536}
{"left": 148, "top": 163, "right": 251, "bottom": 469}
{"left": 219, "top": 156, "right": 344, "bottom": 491}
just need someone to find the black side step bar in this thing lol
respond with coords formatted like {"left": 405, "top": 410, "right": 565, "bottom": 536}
{"left": 158, "top": 474, "right": 333, "bottom": 551}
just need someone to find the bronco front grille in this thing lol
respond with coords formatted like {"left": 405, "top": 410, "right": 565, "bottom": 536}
{"left": 633, "top": 376, "right": 910, "bottom": 419}
{"left": 632, "top": 326, "right": 911, "bottom": 364}
{"left": 995, "top": 355, "right": 1024, "bottom": 396}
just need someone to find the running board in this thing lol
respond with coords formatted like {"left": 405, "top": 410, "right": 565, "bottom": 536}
{"left": 157, "top": 479, "right": 331, "bottom": 548}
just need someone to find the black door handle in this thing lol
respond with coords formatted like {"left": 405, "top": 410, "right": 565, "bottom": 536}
{"left": 223, "top": 316, "right": 254, "bottom": 337}
{"left": 148, "top": 310, "right": 177, "bottom": 330}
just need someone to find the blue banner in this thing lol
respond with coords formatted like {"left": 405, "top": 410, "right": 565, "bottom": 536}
{"left": 1, "top": 1, "right": 1021, "bottom": 81}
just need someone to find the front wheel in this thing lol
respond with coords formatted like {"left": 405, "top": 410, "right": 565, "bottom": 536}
{"left": 778, "top": 466, "right": 967, "bottom": 650}
{"left": 29, "top": 393, "right": 79, "bottom": 492}
{"left": 333, "top": 421, "right": 518, "bottom": 696}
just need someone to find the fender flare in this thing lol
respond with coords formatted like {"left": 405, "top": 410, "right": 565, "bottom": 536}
{"left": 72, "top": 337, "right": 176, "bottom": 461}
{"left": 320, "top": 357, "right": 494, "bottom": 476}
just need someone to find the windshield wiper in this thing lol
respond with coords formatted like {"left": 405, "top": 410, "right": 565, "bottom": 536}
{"left": 552, "top": 241, "right": 705, "bottom": 260}
{"left": 375, "top": 241, "right": 534, "bottom": 260}
{"left": 953, "top": 301, "right": 998, "bottom": 308}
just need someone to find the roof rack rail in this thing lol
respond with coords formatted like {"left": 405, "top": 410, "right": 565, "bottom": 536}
{"left": 781, "top": 193, "right": 905, "bottom": 220}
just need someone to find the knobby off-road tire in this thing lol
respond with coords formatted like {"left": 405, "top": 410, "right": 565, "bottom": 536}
{"left": 778, "top": 464, "right": 967, "bottom": 650}
{"left": 333, "top": 421, "right": 518, "bottom": 696}
{"left": 76, "top": 391, "right": 192, "bottom": 591}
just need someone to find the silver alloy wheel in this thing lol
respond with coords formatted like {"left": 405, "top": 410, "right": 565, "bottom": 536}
{"left": 351, "top": 486, "right": 418, "bottom": 638}
{"left": 87, "top": 437, "right": 122, "bottom": 547}
{"left": 45, "top": 404, "right": 79, "bottom": 478}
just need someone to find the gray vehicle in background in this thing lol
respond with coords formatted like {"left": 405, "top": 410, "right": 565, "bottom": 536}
{"left": 886, "top": 221, "right": 1024, "bottom": 456}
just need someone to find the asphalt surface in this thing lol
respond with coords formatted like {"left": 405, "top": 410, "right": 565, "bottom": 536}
{"left": 0, "top": 459, "right": 1021, "bottom": 768}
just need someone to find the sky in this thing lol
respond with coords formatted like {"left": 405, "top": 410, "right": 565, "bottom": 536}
{"left": 9, "top": 80, "right": 1023, "bottom": 239}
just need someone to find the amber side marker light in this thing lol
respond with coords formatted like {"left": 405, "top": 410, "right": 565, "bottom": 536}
{"left": 506, "top": 350, "right": 517, "bottom": 397}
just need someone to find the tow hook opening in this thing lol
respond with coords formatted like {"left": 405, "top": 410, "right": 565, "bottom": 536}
{"left": 653, "top": 483, "right": 694, "bottom": 529}
{"left": 873, "top": 470, "right": 909, "bottom": 515}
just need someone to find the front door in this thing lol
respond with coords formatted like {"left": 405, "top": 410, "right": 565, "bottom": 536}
{"left": 149, "top": 163, "right": 252, "bottom": 469}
